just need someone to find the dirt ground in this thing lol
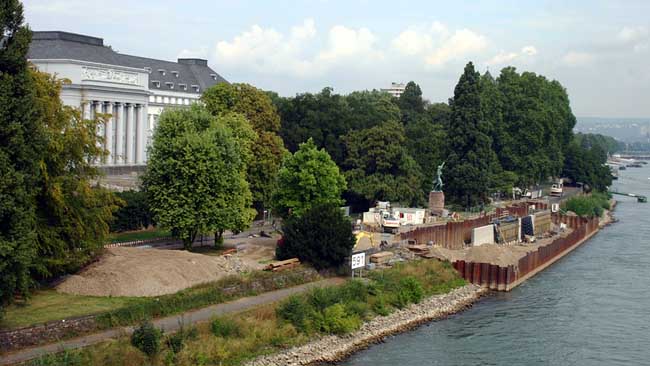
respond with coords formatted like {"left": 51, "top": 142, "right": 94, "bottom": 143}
{"left": 425, "top": 227, "right": 573, "bottom": 267}
{"left": 56, "top": 247, "right": 257, "bottom": 297}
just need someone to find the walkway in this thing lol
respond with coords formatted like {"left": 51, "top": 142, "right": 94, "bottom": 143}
{"left": 0, "top": 278, "right": 344, "bottom": 365}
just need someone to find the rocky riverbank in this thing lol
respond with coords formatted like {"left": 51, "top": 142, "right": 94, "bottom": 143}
{"left": 245, "top": 284, "right": 486, "bottom": 366}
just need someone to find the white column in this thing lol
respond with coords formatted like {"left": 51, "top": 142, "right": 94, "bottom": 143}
{"left": 115, "top": 103, "right": 125, "bottom": 164}
{"left": 82, "top": 101, "right": 90, "bottom": 120}
{"left": 147, "top": 113, "right": 155, "bottom": 159}
{"left": 104, "top": 102, "right": 114, "bottom": 165}
{"left": 126, "top": 104, "right": 135, "bottom": 165}
{"left": 136, "top": 104, "right": 145, "bottom": 164}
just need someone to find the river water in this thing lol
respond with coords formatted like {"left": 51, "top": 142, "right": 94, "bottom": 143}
{"left": 344, "top": 165, "right": 650, "bottom": 366}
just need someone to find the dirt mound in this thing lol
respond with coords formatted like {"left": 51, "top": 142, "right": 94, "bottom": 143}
{"left": 56, "top": 247, "right": 252, "bottom": 297}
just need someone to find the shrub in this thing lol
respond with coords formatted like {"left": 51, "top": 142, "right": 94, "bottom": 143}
{"left": 276, "top": 295, "right": 310, "bottom": 332}
{"left": 563, "top": 192, "right": 610, "bottom": 218}
{"left": 372, "top": 295, "right": 391, "bottom": 316}
{"left": 166, "top": 323, "right": 198, "bottom": 354}
{"left": 318, "top": 303, "right": 361, "bottom": 335}
{"left": 130, "top": 321, "right": 163, "bottom": 358}
{"left": 276, "top": 203, "right": 355, "bottom": 269}
{"left": 345, "top": 301, "right": 371, "bottom": 319}
{"left": 211, "top": 317, "right": 240, "bottom": 338}
{"left": 392, "top": 277, "right": 424, "bottom": 309}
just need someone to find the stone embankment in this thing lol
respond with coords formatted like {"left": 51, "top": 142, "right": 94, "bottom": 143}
{"left": 246, "top": 284, "right": 486, "bottom": 366}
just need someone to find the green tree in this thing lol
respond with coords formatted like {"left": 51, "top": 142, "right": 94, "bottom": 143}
{"left": 110, "top": 190, "right": 153, "bottom": 232}
{"left": 276, "top": 204, "right": 355, "bottom": 270}
{"left": 273, "top": 138, "right": 347, "bottom": 218}
{"left": 32, "top": 71, "right": 120, "bottom": 278}
{"left": 0, "top": 1, "right": 45, "bottom": 306}
{"left": 274, "top": 88, "right": 400, "bottom": 166}
{"left": 406, "top": 103, "right": 450, "bottom": 196}
{"left": 445, "top": 62, "right": 500, "bottom": 207}
{"left": 143, "top": 106, "right": 254, "bottom": 250}
{"left": 343, "top": 120, "right": 423, "bottom": 206}
{"left": 202, "top": 83, "right": 286, "bottom": 210}
{"left": 397, "top": 81, "right": 425, "bottom": 125}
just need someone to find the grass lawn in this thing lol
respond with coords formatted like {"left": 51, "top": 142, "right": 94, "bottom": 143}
{"left": 108, "top": 228, "right": 171, "bottom": 243}
{"left": 0, "top": 290, "right": 145, "bottom": 329}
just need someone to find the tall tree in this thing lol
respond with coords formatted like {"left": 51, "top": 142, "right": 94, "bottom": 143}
{"left": 273, "top": 138, "right": 347, "bottom": 218}
{"left": 397, "top": 81, "right": 425, "bottom": 125}
{"left": 0, "top": 0, "right": 45, "bottom": 306}
{"left": 31, "top": 71, "right": 120, "bottom": 279}
{"left": 406, "top": 103, "right": 450, "bottom": 196}
{"left": 143, "top": 106, "right": 254, "bottom": 250}
{"left": 201, "top": 83, "right": 286, "bottom": 210}
{"left": 445, "top": 62, "right": 500, "bottom": 207}
{"left": 343, "top": 120, "right": 423, "bottom": 206}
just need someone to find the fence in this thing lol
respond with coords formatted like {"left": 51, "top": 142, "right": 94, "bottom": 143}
{"left": 400, "top": 201, "right": 547, "bottom": 249}
{"left": 451, "top": 215, "right": 599, "bottom": 291}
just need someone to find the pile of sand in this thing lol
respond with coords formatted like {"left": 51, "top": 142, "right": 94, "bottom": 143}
{"left": 56, "top": 247, "right": 253, "bottom": 297}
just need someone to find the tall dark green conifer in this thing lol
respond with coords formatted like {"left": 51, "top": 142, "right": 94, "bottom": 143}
{"left": 0, "top": 0, "right": 44, "bottom": 306}
{"left": 445, "top": 62, "right": 500, "bottom": 207}
{"left": 398, "top": 81, "right": 425, "bottom": 125}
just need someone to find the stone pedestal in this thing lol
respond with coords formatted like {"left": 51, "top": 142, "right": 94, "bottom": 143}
{"left": 429, "top": 191, "right": 445, "bottom": 216}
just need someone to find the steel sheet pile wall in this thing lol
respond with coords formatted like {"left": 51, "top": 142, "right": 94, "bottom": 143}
{"left": 401, "top": 203, "right": 533, "bottom": 249}
{"left": 452, "top": 215, "right": 599, "bottom": 291}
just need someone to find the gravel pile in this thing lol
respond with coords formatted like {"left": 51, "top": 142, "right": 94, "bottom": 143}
{"left": 56, "top": 247, "right": 251, "bottom": 297}
{"left": 245, "top": 284, "right": 486, "bottom": 366}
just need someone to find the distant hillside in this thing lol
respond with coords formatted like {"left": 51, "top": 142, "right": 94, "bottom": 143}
{"left": 575, "top": 117, "right": 650, "bottom": 143}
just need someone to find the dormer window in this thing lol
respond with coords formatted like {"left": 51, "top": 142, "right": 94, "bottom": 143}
{"left": 165, "top": 82, "right": 174, "bottom": 89}
{"left": 144, "top": 67, "right": 152, "bottom": 73}
{"left": 152, "top": 80, "right": 161, "bottom": 88}
{"left": 191, "top": 84, "right": 200, "bottom": 92}
{"left": 210, "top": 73, "right": 218, "bottom": 80}
{"left": 171, "top": 71, "right": 179, "bottom": 78}
{"left": 158, "top": 69, "right": 166, "bottom": 76}
{"left": 179, "top": 83, "right": 187, "bottom": 91}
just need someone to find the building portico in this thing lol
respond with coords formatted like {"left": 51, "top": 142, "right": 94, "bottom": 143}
{"left": 28, "top": 31, "right": 227, "bottom": 167}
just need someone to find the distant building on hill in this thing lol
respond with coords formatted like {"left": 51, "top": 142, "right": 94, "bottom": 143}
{"left": 27, "top": 31, "right": 228, "bottom": 168}
{"left": 381, "top": 82, "right": 406, "bottom": 98}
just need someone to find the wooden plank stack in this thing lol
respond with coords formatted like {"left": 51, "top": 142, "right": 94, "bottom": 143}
{"left": 265, "top": 258, "right": 300, "bottom": 272}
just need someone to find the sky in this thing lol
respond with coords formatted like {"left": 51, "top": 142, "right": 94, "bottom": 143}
{"left": 22, "top": 0, "right": 650, "bottom": 118}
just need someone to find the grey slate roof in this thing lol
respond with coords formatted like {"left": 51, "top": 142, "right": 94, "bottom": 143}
{"left": 28, "top": 31, "right": 228, "bottom": 94}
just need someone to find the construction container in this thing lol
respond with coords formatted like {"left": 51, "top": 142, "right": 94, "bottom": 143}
{"left": 534, "top": 210, "right": 552, "bottom": 236}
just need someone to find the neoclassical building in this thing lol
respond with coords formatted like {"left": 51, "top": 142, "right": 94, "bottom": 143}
{"left": 28, "top": 31, "right": 227, "bottom": 167}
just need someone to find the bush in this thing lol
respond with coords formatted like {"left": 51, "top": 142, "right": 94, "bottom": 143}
{"left": 317, "top": 303, "right": 361, "bottom": 335}
{"left": 211, "top": 317, "right": 241, "bottom": 338}
{"left": 131, "top": 321, "right": 163, "bottom": 358}
{"left": 275, "top": 295, "right": 310, "bottom": 332}
{"left": 166, "top": 323, "right": 198, "bottom": 354}
{"left": 563, "top": 192, "right": 611, "bottom": 218}
{"left": 372, "top": 294, "right": 391, "bottom": 316}
{"left": 276, "top": 203, "right": 355, "bottom": 269}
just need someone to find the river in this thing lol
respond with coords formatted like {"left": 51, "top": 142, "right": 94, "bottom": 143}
{"left": 344, "top": 165, "right": 650, "bottom": 366}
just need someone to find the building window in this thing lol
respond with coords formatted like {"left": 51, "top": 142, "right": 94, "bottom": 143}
{"left": 163, "top": 97, "right": 169, "bottom": 104}
{"left": 158, "top": 69, "right": 166, "bottom": 76}
{"left": 171, "top": 71, "right": 179, "bottom": 77}
{"left": 152, "top": 80, "right": 160, "bottom": 88}
{"left": 156, "top": 96, "right": 163, "bottom": 103}
{"left": 149, "top": 96, "right": 155, "bottom": 103}
{"left": 165, "top": 82, "right": 174, "bottom": 89}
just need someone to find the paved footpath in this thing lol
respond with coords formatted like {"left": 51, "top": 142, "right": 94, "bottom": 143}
{"left": 1, "top": 278, "right": 344, "bottom": 365}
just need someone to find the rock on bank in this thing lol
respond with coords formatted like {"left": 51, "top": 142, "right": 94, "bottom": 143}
{"left": 246, "top": 284, "right": 486, "bottom": 366}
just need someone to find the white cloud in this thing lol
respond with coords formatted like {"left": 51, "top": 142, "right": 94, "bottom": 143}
{"left": 392, "top": 23, "right": 488, "bottom": 68}
{"left": 521, "top": 45, "right": 538, "bottom": 56}
{"left": 214, "top": 19, "right": 381, "bottom": 77}
{"left": 617, "top": 26, "right": 648, "bottom": 43}
{"left": 486, "top": 45, "right": 538, "bottom": 66}
{"left": 487, "top": 51, "right": 519, "bottom": 65}
{"left": 562, "top": 51, "right": 594, "bottom": 66}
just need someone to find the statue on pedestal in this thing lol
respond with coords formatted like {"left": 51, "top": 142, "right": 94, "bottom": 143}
{"left": 432, "top": 162, "right": 445, "bottom": 192}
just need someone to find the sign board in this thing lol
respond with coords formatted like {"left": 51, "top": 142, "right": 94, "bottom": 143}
{"left": 351, "top": 252, "right": 366, "bottom": 269}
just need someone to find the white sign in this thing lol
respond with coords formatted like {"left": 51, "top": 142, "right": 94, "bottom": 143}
{"left": 351, "top": 252, "right": 365, "bottom": 269}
